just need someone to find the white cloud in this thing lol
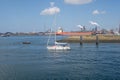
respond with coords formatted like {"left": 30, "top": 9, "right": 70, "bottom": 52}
{"left": 89, "top": 21, "right": 100, "bottom": 26}
{"left": 64, "top": 0, "right": 93, "bottom": 5}
{"left": 92, "top": 10, "right": 100, "bottom": 15}
{"left": 40, "top": 2, "right": 60, "bottom": 15}
{"left": 40, "top": 7, "right": 60, "bottom": 15}
{"left": 92, "top": 10, "right": 106, "bottom": 15}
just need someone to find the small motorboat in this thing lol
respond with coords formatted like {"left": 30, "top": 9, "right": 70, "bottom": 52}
{"left": 22, "top": 41, "right": 31, "bottom": 44}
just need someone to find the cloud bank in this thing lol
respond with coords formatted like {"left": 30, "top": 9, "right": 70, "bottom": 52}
{"left": 64, "top": 0, "right": 93, "bottom": 5}
{"left": 92, "top": 10, "right": 106, "bottom": 15}
{"left": 40, "top": 2, "right": 60, "bottom": 15}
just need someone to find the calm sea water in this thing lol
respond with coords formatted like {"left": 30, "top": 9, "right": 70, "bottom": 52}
{"left": 0, "top": 36, "right": 120, "bottom": 80}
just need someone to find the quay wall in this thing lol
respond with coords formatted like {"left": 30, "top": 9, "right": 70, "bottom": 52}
{"left": 58, "top": 35, "right": 120, "bottom": 43}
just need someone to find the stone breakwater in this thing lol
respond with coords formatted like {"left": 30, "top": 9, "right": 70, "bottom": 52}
{"left": 58, "top": 35, "right": 120, "bottom": 43}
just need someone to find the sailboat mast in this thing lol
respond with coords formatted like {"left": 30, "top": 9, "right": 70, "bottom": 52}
{"left": 54, "top": 13, "right": 57, "bottom": 43}
{"left": 47, "top": 28, "right": 51, "bottom": 46}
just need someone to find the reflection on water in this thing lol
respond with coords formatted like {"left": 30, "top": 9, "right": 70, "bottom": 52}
{"left": 0, "top": 36, "right": 120, "bottom": 80}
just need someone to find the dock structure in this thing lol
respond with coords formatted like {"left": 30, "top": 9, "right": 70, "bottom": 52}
{"left": 58, "top": 35, "right": 120, "bottom": 43}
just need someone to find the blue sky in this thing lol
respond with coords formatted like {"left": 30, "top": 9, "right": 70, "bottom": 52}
{"left": 0, "top": 0, "right": 120, "bottom": 32}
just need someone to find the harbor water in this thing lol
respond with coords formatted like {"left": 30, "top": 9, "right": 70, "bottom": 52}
{"left": 0, "top": 36, "right": 120, "bottom": 80}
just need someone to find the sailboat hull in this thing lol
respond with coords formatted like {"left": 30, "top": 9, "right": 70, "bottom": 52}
{"left": 47, "top": 45, "right": 71, "bottom": 50}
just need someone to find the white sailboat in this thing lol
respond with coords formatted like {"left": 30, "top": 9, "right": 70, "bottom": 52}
{"left": 47, "top": 15, "right": 71, "bottom": 50}
{"left": 47, "top": 41, "right": 71, "bottom": 50}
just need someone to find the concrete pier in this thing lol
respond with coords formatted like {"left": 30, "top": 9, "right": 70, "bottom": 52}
{"left": 58, "top": 35, "right": 120, "bottom": 43}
